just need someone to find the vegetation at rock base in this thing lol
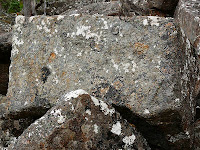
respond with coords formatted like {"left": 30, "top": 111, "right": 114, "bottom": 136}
{"left": 0, "top": 0, "right": 23, "bottom": 13}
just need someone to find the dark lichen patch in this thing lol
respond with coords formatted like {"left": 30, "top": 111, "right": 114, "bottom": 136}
{"left": 41, "top": 66, "right": 51, "bottom": 83}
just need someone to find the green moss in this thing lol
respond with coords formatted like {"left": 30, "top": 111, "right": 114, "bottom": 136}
{"left": 0, "top": 0, "right": 23, "bottom": 13}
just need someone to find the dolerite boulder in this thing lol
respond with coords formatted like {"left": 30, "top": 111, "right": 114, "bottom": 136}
{"left": 12, "top": 90, "right": 150, "bottom": 150}
{"left": 2, "top": 14, "right": 198, "bottom": 149}
{"left": 175, "top": 0, "right": 200, "bottom": 55}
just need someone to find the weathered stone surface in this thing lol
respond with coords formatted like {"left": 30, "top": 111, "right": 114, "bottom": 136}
{"left": 120, "top": 0, "right": 179, "bottom": 16}
{"left": 2, "top": 14, "right": 198, "bottom": 149}
{"left": 36, "top": 0, "right": 108, "bottom": 15}
{"left": 12, "top": 90, "right": 150, "bottom": 149}
{"left": 175, "top": 0, "right": 200, "bottom": 55}
{"left": 61, "top": 1, "right": 121, "bottom": 16}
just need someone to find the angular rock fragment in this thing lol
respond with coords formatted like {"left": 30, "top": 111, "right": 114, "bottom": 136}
{"left": 3, "top": 14, "right": 198, "bottom": 149}
{"left": 175, "top": 0, "right": 200, "bottom": 55}
{"left": 12, "top": 90, "right": 150, "bottom": 150}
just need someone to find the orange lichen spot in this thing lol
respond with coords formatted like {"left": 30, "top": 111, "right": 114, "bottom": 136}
{"left": 165, "top": 22, "right": 173, "bottom": 28}
{"left": 134, "top": 42, "right": 149, "bottom": 54}
{"left": 126, "top": 104, "right": 132, "bottom": 110}
{"left": 129, "top": 123, "right": 136, "bottom": 128}
{"left": 113, "top": 80, "right": 123, "bottom": 90}
{"left": 39, "top": 142, "right": 45, "bottom": 149}
{"left": 48, "top": 52, "right": 56, "bottom": 63}
{"left": 30, "top": 95, "right": 35, "bottom": 102}
{"left": 61, "top": 72, "right": 66, "bottom": 77}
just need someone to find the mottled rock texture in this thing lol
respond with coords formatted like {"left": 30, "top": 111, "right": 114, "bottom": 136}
{"left": 13, "top": 90, "right": 150, "bottom": 150}
{"left": 36, "top": 0, "right": 108, "bottom": 15}
{"left": 0, "top": 14, "right": 197, "bottom": 149}
{"left": 120, "top": 0, "right": 179, "bottom": 17}
{"left": 175, "top": 0, "right": 200, "bottom": 55}
{"left": 61, "top": 1, "right": 121, "bottom": 16}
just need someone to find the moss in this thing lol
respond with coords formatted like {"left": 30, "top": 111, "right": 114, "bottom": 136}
{"left": 0, "top": 0, "right": 23, "bottom": 13}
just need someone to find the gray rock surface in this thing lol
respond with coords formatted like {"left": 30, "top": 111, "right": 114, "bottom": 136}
{"left": 61, "top": 1, "right": 121, "bottom": 16}
{"left": 0, "top": 14, "right": 197, "bottom": 149}
{"left": 12, "top": 90, "right": 150, "bottom": 150}
{"left": 175, "top": 0, "right": 200, "bottom": 55}
{"left": 36, "top": 0, "right": 109, "bottom": 15}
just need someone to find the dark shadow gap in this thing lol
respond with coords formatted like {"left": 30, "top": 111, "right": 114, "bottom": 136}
{"left": 0, "top": 43, "right": 11, "bottom": 95}
{"left": 113, "top": 104, "right": 186, "bottom": 150}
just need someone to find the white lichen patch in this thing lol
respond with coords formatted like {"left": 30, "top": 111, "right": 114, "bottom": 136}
{"left": 111, "top": 59, "right": 119, "bottom": 71}
{"left": 93, "top": 124, "right": 99, "bottom": 134}
{"left": 111, "top": 121, "right": 121, "bottom": 135}
{"left": 175, "top": 98, "right": 180, "bottom": 103}
{"left": 122, "top": 63, "right": 130, "bottom": 73}
{"left": 144, "top": 109, "right": 150, "bottom": 114}
{"left": 101, "top": 18, "right": 109, "bottom": 29}
{"left": 16, "top": 15, "right": 25, "bottom": 24}
{"left": 13, "top": 35, "right": 24, "bottom": 46}
{"left": 131, "top": 61, "right": 137, "bottom": 72}
{"left": 99, "top": 100, "right": 115, "bottom": 116}
{"left": 122, "top": 134, "right": 136, "bottom": 148}
{"left": 86, "top": 109, "right": 91, "bottom": 115}
{"left": 63, "top": 89, "right": 88, "bottom": 101}
{"left": 75, "top": 25, "right": 100, "bottom": 41}
{"left": 69, "top": 13, "right": 80, "bottom": 17}
{"left": 50, "top": 109, "right": 66, "bottom": 124}
{"left": 57, "top": 15, "right": 65, "bottom": 20}
{"left": 143, "top": 19, "right": 148, "bottom": 26}
{"left": 91, "top": 96, "right": 100, "bottom": 106}
{"left": 91, "top": 96, "right": 115, "bottom": 116}
{"left": 148, "top": 16, "right": 159, "bottom": 26}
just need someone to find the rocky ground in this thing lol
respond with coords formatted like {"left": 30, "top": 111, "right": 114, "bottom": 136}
{"left": 0, "top": 0, "right": 200, "bottom": 149}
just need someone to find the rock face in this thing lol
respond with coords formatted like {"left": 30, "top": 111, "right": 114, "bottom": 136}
{"left": 36, "top": 0, "right": 108, "bottom": 15}
{"left": 194, "top": 119, "right": 200, "bottom": 149}
{"left": 61, "top": 1, "right": 121, "bottom": 16}
{"left": 13, "top": 90, "right": 150, "bottom": 150}
{"left": 0, "top": 14, "right": 197, "bottom": 149}
{"left": 175, "top": 0, "right": 200, "bottom": 55}
{"left": 120, "top": 0, "right": 179, "bottom": 17}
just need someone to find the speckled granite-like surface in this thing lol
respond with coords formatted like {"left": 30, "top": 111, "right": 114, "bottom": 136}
{"left": 0, "top": 14, "right": 198, "bottom": 149}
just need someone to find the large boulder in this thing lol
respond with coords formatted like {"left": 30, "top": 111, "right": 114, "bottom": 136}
{"left": 1, "top": 14, "right": 198, "bottom": 149}
{"left": 12, "top": 90, "right": 150, "bottom": 149}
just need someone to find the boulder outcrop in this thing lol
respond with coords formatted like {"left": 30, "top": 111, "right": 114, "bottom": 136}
{"left": 0, "top": 0, "right": 200, "bottom": 149}
{"left": 12, "top": 90, "right": 150, "bottom": 150}
{"left": 0, "top": 13, "right": 197, "bottom": 149}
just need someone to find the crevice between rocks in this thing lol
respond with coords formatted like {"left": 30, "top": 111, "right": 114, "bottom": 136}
{"left": 1, "top": 106, "right": 50, "bottom": 147}
{"left": 0, "top": 43, "right": 11, "bottom": 95}
{"left": 113, "top": 104, "right": 184, "bottom": 150}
